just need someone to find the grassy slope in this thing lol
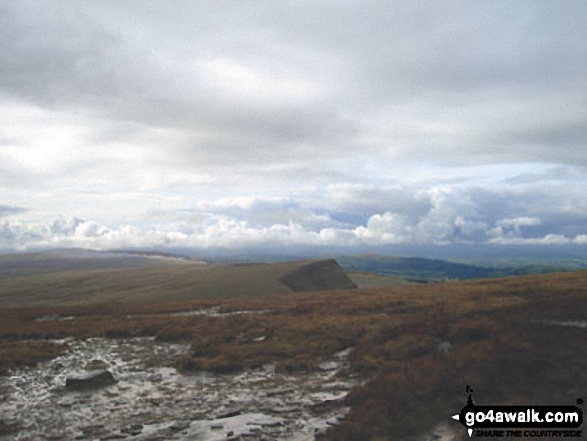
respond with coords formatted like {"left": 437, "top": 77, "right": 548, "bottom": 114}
{"left": 346, "top": 270, "right": 412, "bottom": 288}
{"left": 0, "top": 250, "right": 173, "bottom": 278}
{"left": 0, "top": 263, "right": 585, "bottom": 440}
{"left": 0, "top": 259, "right": 358, "bottom": 307}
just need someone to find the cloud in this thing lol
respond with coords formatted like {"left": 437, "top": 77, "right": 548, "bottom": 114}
{"left": 2, "top": 1, "right": 586, "bottom": 173}
{"left": 3, "top": 175, "right": 586, "bottom": 252}
{"left": 0, "top": 205, "right": 26, "bottom": 218}
{"left": 1, "top": 1, "right": 587, "bottom": 253}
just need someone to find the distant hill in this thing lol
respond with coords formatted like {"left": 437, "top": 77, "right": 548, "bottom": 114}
{"left": 0, "top": 254, "right": 356, "bottom": 307}
{"left": 0, "top": 249, "right": 197, "bottom": 279}
{"left": 335, "top": 254, "right": 570, "bottom": 282}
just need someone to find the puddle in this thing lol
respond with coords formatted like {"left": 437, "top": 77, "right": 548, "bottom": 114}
{"left": 35, "top": 307, "right": 272, "bottom": 323}
{"left": 544, "top": 320, "right": 587, "bottom": 329}
{"left": 0, "top": 338, "right": 360, "bottom": 440}
{"left": 35, "top": 315, "right": 75, "bottom": 322}
{"left": 166, "top": 306, "right": 271, "bottom": 318}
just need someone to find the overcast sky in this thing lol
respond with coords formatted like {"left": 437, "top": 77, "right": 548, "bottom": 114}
{"left": 1, "top": 0, "right": 586, "bottom": 253}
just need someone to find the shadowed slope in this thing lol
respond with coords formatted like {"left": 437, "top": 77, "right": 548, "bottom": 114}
{"left": 278, "top": 259, "right": 357, "bottom": 292}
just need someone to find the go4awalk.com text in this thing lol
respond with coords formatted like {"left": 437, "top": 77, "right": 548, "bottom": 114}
{"left": 451, "top": 386, "right": 583, "bottom": 438}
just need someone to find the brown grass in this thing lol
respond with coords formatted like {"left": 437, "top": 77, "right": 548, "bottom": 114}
{"left": 0, "top": 270, "right": 585, "bottom": 440}
{"left": 0, "top": 340, "right": 66, "bottom": 374}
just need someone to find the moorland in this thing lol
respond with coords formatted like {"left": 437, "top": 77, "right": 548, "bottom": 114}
{"left": 0, "top": 250, "right": 585, "bottom": 440}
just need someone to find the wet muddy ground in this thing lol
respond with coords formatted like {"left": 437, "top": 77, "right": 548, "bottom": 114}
{"left": 0, "top": 337, "right": 361, "bottom": 440}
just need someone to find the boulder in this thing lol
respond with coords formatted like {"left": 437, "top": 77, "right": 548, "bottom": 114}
{"left": 437, "top": 341, "right": 452, "bottom": 354}
{"left": 65, "top": 370, "right": 117, "bottom": 391}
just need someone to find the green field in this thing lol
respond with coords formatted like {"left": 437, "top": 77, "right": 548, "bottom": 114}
{"left": 335, "top": 254, "right": 577, "bottom": 282}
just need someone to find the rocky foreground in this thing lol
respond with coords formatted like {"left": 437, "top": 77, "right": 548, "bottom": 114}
{"left": 0, "top": 337, "right": 361, "bottom": 440}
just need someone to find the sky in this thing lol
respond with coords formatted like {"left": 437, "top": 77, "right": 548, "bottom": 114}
{"left": 1, "top": 0, "right": 587, "bottom": 254}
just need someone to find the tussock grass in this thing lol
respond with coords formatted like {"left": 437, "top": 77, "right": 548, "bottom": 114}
{"left": 0, "top": 341, "right": 66, "bottom": 374}
{"left": 0, "top": 270, "right": 585, "bottom": 439}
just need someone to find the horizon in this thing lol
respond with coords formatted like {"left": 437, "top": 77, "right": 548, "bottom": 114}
{"left": 3, "top": 244, "right": 587, "bottom": 266}
{"left": 2, "top": 1, "right": 587, "bottom": 253}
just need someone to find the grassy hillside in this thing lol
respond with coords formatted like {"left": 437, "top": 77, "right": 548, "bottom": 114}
{"left": 0, "top": 258, "right": 355, "bottom": 308}
{"left": 346, "top": 271, "right": 412, "bottom": 288}
{"left": 0, "top": 252, "right": 584, "bottom": 440}
{"left": 0, "top": 249, "right": 186, "bottom": 278}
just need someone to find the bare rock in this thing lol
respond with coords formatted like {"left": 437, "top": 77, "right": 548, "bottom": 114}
{"left": 66, "top": 370, "right": 117, "bottom": 391}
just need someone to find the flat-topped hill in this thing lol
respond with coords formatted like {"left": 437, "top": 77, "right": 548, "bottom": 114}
{"left": 0, "top": 255, "right": 356, "bottom": 307}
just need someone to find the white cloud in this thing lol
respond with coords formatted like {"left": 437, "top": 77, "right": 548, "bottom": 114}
{"left": 353, "top": 212, "right": 411, "bottom": 244}
{"left": 487, "top": 234, "right": 572, "bottom": 246}
{"left": 1, "top": 1, "right": 587, "bottom": 253}
{"left": 497, "top": 217, "right": 542, "bottom": 228}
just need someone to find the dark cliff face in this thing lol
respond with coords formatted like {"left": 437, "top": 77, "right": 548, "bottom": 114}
{"left": 278, "top": 259, "right": 357, "bottom": 292}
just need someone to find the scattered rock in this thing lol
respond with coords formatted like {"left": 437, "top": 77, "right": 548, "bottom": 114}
{"left": 149, "top": 373, "right": 163, "bottom": 382}
{"left": 169, "top": 420, "right": 190, "bottom": 432}
{"left": 2, "top": 337, "right": 359, "bottom": 441}
{"left": 318, "top": 361, "right": 340, "bottom": 371}
{"left": 270, "top": 405, "right": 300, "bottom": 414}
{"left": 266, "top": 387, "right": 294, "bottom": 397}
{"left": 66, "top": 370, "right": 117, "bottom": 390}
{"left": 311, "top": 398, "right": 346, "bottom": 411}
{"left": 121, "top": 424, "right": 143, "bottom": 435}
{"left": 216, "top": 409, "right": 243, "bottom": 419}
{"left": 100, "top": 433, "right": 127, "bottom": 440}
{"left": 148, "top": 397, "right": 163, "bottom": 406}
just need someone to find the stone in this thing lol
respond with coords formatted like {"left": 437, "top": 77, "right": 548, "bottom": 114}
{"left": 318, "top": 361, "right": 339, "bottom": 371}
{"left": 66, "top": 370, "right": 117, "bottom": 391}
{"left": 216, "top": 409, "right": 242, "bottom": 419}
{"left": 149, "top": 373, "right": 163, "bottom": 383}
{"left": 169, "top": 420, "right": 190, "bottom": 432}
{"left": 100, "top": 434, "right": 127, "bottom": 440}
{"left": 121, "top": 424, "right": 143, "bottom": 435}
{"left": 437, "top": 341, "right": 452, "bottom": 354}
{"left": 266, "top": 388, "right": 294, "bottom": 397}
{"left": 270, "top": 405, "right": 300, "bottom": 414}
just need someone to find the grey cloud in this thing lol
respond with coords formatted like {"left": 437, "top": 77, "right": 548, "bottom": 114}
{"left": 504, "top": 165, "right": 578, "bottom": 185}
{"left": 314, "top": 185, "right": 432, "bottom": 225}
{"left": 2, "top": 175, "right": 587, "bottom": 251}
{"left": 2, "top": 0, "right": 587, "bottom": 251}
{"left": 497, "top": 119, "right": 587, "bottom": 166}
{"left": 3, "top": 0, "right": 587, "bottom": 170}
{"left": 0, "top": 205, "right": 26, "bottom": 217}
{"left": 1, "top": 0, "right": 358, "bottom": 167}
{"left": 196, "top": 197, "right": 345, "bottom": 231}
